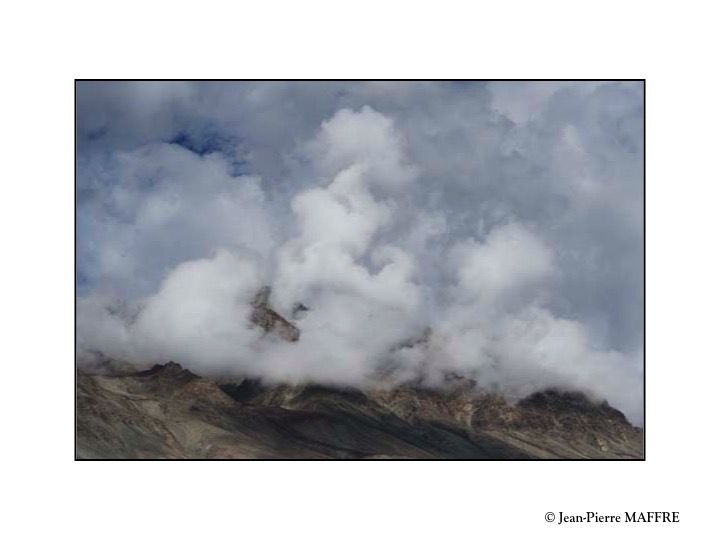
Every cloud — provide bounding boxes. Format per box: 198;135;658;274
77;142;279;297
130;250;263;375
452;222;555;305
304;105;417;188
76;83;644;423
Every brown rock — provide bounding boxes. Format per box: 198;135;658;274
249;286;300;342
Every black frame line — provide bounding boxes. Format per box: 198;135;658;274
74;78;646;461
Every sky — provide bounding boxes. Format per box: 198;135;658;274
75;81;644;423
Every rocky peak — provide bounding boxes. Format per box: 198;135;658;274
137;361;198;381
249;286;300;342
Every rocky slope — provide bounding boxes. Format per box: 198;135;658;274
76;362;643;459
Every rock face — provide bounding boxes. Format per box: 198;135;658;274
76;363;643;459
249;286;300;342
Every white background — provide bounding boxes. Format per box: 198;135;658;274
1;1;718;538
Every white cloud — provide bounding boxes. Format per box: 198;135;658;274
79;143;279;296
304;105;416;189
452;222;555;304
76;84;644;423
130;250;263;375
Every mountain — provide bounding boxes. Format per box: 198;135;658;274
76;287;642;459
76;361;643;459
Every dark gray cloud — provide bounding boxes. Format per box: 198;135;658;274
76;81;643;422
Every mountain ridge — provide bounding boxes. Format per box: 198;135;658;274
76;361;642;459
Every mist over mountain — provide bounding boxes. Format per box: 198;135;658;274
76;81;643;425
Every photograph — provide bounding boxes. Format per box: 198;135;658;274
75;80;644;460
7;1;720;537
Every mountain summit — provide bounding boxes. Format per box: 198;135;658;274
249;286;300;342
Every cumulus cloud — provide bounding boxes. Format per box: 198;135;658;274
76;82;644;423
77;142;279;296
452;222;555;305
